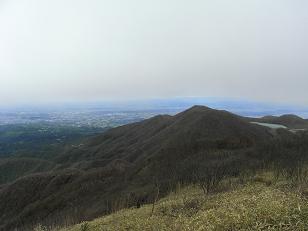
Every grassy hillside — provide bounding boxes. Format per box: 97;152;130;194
56;178;308;231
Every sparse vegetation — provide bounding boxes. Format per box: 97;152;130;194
58;179;308;231
33;224;47;231
79;222;90;231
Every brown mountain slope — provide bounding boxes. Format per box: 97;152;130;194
57;106;271;167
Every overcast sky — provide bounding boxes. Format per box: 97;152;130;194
0;0;307;105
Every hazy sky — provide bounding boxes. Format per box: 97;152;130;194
0;0;308;105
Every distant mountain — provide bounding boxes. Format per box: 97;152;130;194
0;105;304;230
57;105;271;165
252;114;308;129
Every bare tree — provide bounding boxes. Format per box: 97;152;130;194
193;162;227;195
151;179;160;216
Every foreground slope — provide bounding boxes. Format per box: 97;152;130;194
60;181;308;231
0;106;286;230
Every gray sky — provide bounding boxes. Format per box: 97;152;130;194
0;0;308;105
